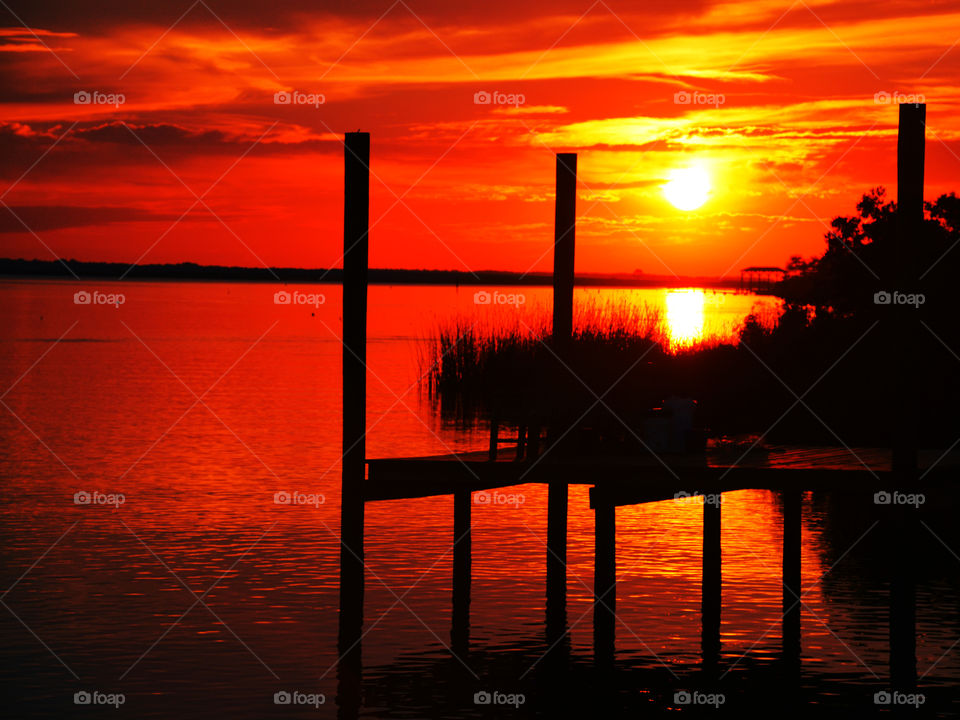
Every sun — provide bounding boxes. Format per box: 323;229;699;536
664;166;711;211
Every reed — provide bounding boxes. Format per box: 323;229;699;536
420;298;728;425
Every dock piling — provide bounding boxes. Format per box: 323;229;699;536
546;153;577;631
339;132;370;650
593;500;616;663
552;153;577;344
701;498;721;668
888;103;923;689
546;477;568;635
889;508;917;690
452;488;472;652
893;102;925;475
781;489;802;671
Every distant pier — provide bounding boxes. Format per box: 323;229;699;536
739;266;785;293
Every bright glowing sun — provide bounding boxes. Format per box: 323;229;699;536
664;167;711;211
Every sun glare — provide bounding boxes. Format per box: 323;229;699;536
664;166;711;211
665;289;705;348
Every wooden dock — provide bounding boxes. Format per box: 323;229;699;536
335;103;939;699
366;442;958;681
368;445;959;501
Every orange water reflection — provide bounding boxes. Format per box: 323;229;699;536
665;288;706;348
5;281;954;718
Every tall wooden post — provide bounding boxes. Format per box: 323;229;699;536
593;500;616;664
781;489;802;670
452;489;471;653
339;132;369;651
889;504;917;689
547;153;577;632
553;153;577;343
701;498;721;670
890;104;923;691
893;103;924;475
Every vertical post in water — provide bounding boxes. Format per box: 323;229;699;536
553;153;577;344
452;489;472;653
339;132;369;652
890;104;922;691
781;489;802;677
890;504;917;689
893;103;924;475
547;153;576;636
701;497;721;672
593;499;616;664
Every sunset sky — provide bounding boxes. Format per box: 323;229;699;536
1;0;958;277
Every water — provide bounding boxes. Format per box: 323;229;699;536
2;280;958;717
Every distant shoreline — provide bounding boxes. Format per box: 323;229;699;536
0;258;743;289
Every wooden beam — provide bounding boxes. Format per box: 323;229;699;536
339;132;369;649
550;153;576;640
702;498;721;666
593;502;616;662
487;416;499;461
553;153;577;343
546;478;568;628
893;103;925;475
897;103;925;233
889;504;917;690
452;488;471;652
781;489;801;663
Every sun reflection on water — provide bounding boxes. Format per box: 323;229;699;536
665;289;706;348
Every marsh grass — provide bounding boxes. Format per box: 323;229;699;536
420;298;735;425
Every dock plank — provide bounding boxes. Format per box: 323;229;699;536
364;445;960;503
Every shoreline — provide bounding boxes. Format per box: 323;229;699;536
0;258;749;290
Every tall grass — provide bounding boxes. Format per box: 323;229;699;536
418;295;919;447
419;298;727;425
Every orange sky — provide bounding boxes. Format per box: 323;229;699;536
1;0;959;277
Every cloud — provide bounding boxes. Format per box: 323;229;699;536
0;1;712;33
1;0;959;273
0;27;77;53
493;105;569;115
0;204;193;232
0;120;337;181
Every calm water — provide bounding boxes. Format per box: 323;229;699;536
2;280;959;718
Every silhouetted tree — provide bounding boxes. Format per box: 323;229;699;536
779;187;959;319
